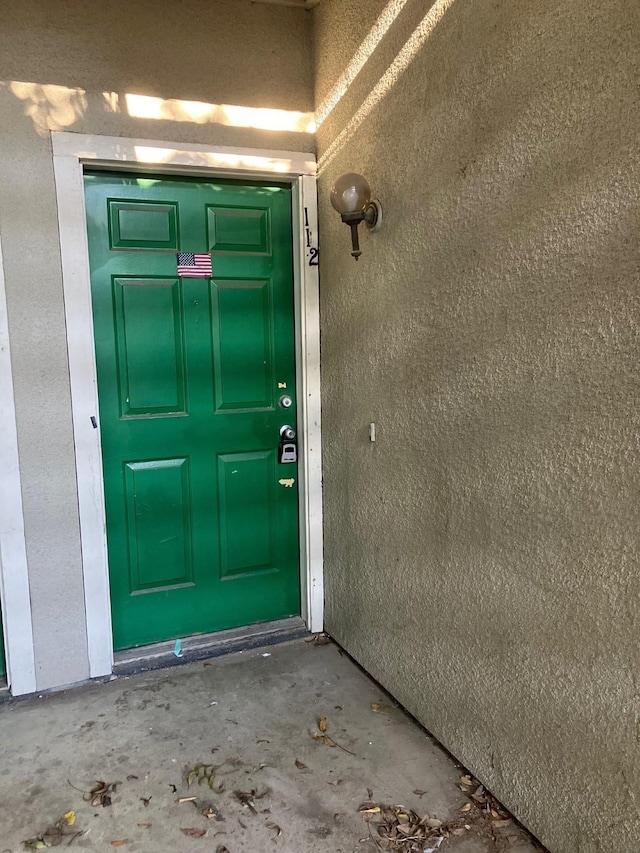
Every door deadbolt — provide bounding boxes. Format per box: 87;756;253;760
279;394;293;409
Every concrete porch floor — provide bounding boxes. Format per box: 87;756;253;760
0;639;543;852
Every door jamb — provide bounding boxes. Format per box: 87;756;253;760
51;133;323;677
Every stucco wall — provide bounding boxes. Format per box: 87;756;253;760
0;0;314;690
313;1;640;851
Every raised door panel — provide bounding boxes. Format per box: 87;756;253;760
108;200;179;250
210;279;274;412
124;458;194;593
217;451;277;578
207;205;270;255
114;278;186;417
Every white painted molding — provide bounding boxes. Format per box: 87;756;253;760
51;132;323;672
52;153;114;678
295;176;324;632
0;235;37;695
51;133;316;178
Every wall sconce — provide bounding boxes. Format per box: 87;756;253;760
330;173;382;261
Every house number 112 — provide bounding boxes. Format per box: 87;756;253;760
304;207;319;267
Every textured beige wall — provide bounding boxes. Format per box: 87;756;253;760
314;1;640;851
0;0;313;690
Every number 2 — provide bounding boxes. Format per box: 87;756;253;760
308;247;319;266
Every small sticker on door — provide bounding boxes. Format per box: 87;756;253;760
278;382;287;389
278;478;295;488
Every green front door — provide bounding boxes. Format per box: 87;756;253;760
84;172;300;650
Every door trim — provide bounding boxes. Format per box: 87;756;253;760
0;232;37;695
51;132;323;678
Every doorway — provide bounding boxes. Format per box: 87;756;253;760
84;172;301;649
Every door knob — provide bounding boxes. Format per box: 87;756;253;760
280;425;296;440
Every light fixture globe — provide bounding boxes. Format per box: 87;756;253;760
330;172;372;215
329;172;382;261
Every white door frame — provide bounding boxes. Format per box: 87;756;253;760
0;234;37;696
51;132;323;678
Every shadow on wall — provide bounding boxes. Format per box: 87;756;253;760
2;80;316;138
5;0;453;147
316;0;458;172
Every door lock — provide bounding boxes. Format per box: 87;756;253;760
279;394;293;409
278;424;297;463
280;425;296;441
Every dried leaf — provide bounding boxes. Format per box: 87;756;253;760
181;828;207;838
370;702;392;713
87;780;120;808
185;762;217;791
319;716;328;733
312;732;333;746
111;842;129;847
179;797;198;803
267;823;282;836
233;788;266;815
327;779;342;786
492;818;512;827
137;823;152;829
412;789;427;798
126;775;138;781
216;847;230;853
460;803;472;812
311;730;356;755
295;759;308;771
63;811;76;826
358;805;381;820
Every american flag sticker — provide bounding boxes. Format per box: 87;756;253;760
176;252;213;278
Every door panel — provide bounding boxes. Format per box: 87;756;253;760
217;451;277;578
124;458;194;592
109;200;179;250
211;279;274;411
84;172;300;650
207;205;270;253
115;278;187;417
